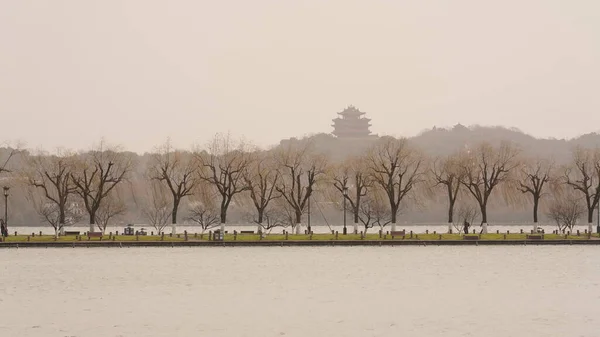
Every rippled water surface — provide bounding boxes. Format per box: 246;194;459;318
1;246;599;337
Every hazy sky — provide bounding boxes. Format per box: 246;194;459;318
1;0;599;153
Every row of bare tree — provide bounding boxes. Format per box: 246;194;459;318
3;134;600;236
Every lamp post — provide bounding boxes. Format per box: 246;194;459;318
3;186;9;235
343;187;348;235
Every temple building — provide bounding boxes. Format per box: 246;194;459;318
331;105;372;138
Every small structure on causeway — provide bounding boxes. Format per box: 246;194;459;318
331;105;372;138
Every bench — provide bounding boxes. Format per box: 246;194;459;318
526;234;543;240
390;230;405;238
64;231;80;236
239;231;255;234
463;235;480;240
87;232;103;240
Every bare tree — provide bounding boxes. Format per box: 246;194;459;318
243;151;280;228
430;153;463;224
25;149;79;234
189;206;220;233
358;190;392;233
148;139;199;232
141;182;171;234
28;193;83;239
563;146;600;232
261;198;296;233
547;194;584;232
255;206;291;233
71;141;133;232
188;188;220;234
95;192;126;234
42;203;82;238
518;157;553;224
195;133;252;232
331;157;371;234
459;141;520;233
451;203;479;234
275;142;328;234
365;137;425;231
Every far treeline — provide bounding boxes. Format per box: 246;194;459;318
2;125;600;236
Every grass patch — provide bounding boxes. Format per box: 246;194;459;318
2;235;190;243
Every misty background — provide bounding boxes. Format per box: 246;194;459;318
1;0;600;153
1;1;600;227
4;124;600;227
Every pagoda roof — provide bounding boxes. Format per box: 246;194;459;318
332;117;371;122
337;105;365;116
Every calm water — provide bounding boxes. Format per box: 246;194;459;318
1;246;599;337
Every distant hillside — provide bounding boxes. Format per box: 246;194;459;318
280;124;600;163
412;124;600;163
278;133;379;161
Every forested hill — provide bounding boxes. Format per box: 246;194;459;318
279;124;600;162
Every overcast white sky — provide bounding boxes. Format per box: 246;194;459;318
1;0;599;153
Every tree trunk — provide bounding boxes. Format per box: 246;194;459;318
390;205;398;231
172;198;180;224
480;204;487;224
587;204;594;234
171;208;178;225
88;212;96;233
220;208;227;224
533;197;539;223
480;204;488;234
294;210;302;225
295;210;302;234
59;207;66;226
256;210;264;233
447;196;454;233
58;200;66;234
257;210;264;224
447;185;455;223
220;195;229;225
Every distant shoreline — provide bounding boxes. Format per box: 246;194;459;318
1;239;599;248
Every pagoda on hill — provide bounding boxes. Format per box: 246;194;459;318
331;105;372;138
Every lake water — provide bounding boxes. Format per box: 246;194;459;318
1;246;599;337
